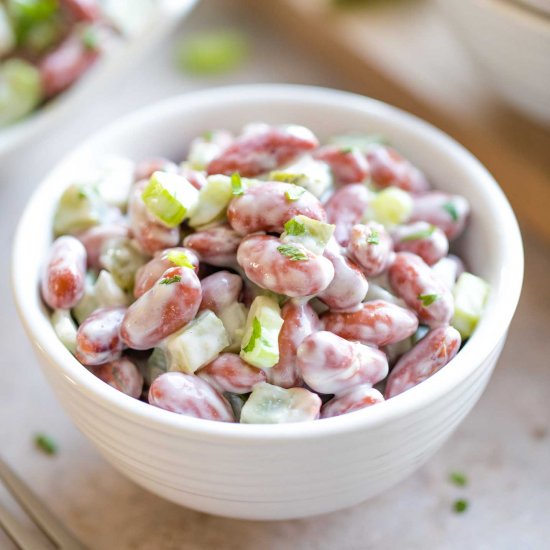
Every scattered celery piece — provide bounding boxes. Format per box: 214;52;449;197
452;272;490;339
366;186;413;228
281;215;335;255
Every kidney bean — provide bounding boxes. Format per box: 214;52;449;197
237;235;334;298
410;191;470;240
324;184;372;246
321;386;384;418
367;146;430;193
128;180;180;255
197;353;266;394
90;357;143;399
297;331;388;395
41;236;87;309
39;30;100;98
227;181;326;236
76;307;126;366
313;145;370;185
317;239;368;311
388;252;454;327
321;300;418;347
183;224;241;268
121;266;201;350
267;300;320;388
149;372;234;422
432;254;465;290
385;326;461;398
198;271;243;314
61;0;100;20
347;222;393;277
134;158;178;182
78;223;130;270
207;125;318;177
134;247;199;298
392;221;449;266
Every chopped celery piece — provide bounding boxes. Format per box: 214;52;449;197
240;296;283;369
188;174;232;228
0;59;43;127
176;30;248;76
366;186;413;228
364;283;403;306
94;270;130;308
329;133;389;153
72;272;97;324
0;6;15;56
452;272;490;339
163;310;229;374
142;171;199;228
99;238;148;292
91;157;135;209
281;215;335;255
187;139;221;170
270;155;332;198
240;383;317;424
50;309;77;354
218;301;248;353
144;347;168;385
53;183;105;236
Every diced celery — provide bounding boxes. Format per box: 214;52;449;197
240;383;318;424
163;310;229;374
94;270;130;308
270;155;332;198
364;283;403;306
51;309;77;354
188;174;232;228
92;157;135;210
365;186;413;228
218;301;248;352
0;59;43;127
72;272;97;324
240;296;283;369
53;183;106;236
142;171;199;228
328;133;389;153
280;215;335;255
99;238;148;292
451;272;490;339
187;140;221;170
0;6;15;56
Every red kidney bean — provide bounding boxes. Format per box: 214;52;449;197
321;300;418;347
324;184;372;246
313;145;370;185
347;222;393;277
227;181;326;236
318;239;368;311
61;0;100;21
121;266;202;350
134;158;178;182
134;247;199;298
41;236;87;309
198;271;243;314
206;125;318;177
296;331;388;395
39;30;100;98
388;252;454;327
183;224;241;268
237;235;334;297
78;223;130;270
410;191;470;240
367;146;430;193
321;386;384;418
197;353;266;394
392;221;449;266
149;372;234;422
385;326;461;398
76;307;126;366
267;300;321;388
432;254;465;289
90;357;143;398
128;180;180;255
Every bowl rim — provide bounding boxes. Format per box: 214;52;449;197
11;84;524;441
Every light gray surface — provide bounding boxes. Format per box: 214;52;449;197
1;1;549;548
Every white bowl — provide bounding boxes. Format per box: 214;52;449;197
0;0;197;157
12;85;523;520
440;0;550;125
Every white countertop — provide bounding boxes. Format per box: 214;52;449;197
1;1;549;548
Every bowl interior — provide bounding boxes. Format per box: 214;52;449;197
12;85;524;438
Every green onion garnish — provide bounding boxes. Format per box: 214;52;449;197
231;172;244;195
284;185;306;202
418;293;439;306
442;202;459;222
453;499;469;513
449;472;468;487
277;244;309;261
283;218;306;236
34;433;57;456
401;225;436;242
160;275;182;285
367;230;380;245
242;317;262;353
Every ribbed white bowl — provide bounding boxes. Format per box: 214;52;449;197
12;85;523;520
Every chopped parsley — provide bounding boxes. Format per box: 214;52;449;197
231;172;244;195
339;147;353;154
449;471;468;487
202;130;213;142
34;433;58;456
284;218;306;236
418;293;439;306
277;244;309;261
160;275;182;285
242;317;262;353
166;251;194;269
367;230;380;245
453;499;469;513
401;225;436;242
284;185;306;202
442;201;459;222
